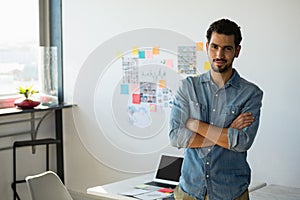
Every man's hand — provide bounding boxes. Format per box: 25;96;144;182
230;112;254;130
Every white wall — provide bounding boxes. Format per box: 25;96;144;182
0;112;56;200
62;0;300;193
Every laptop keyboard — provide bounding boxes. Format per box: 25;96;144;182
144;181;177;189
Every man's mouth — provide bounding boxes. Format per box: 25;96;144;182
213;58;227;65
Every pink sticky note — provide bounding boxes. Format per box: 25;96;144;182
145;50;153;59
131;84;139;93
165;59;173;68
150;104;157;112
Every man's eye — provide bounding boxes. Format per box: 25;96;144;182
211;45;218;49
225;47;233;51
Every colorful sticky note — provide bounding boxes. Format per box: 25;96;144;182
131;84;139;93
120;84;129;94
165;59;173;68
116;51;122;59
132;93;141;104
196;42;204;51
150;104;157;112
152;46;160;55
158;80;166;88
145;50;153;59
132;46;139;55
204;61;211;70
138;50;145;59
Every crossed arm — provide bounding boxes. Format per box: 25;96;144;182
186;112;254;149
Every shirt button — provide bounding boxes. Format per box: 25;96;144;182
206;162;210;165
215;94;218;97
231;110;235;114
208;148;211;152
212;109;216;112
210;122;214;125
206;175;209;178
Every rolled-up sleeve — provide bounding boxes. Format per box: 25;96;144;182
228;89;263;152
169;79;194;148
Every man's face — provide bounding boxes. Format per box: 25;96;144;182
206;32;241;73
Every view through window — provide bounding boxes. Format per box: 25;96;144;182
0;0;39;96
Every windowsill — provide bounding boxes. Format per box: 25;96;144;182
0;95;19;109
0;94;75;114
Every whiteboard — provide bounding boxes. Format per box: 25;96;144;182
64;0;300;186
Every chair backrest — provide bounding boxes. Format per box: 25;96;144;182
26;171;73;200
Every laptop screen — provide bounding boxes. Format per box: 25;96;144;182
154;154;183;184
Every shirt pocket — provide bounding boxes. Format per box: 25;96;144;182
189;100;207;120
222;105;241;127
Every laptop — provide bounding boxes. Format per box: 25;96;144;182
144;154;184;189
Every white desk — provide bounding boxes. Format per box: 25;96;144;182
87;173;266;200
249;184;300;200
87;173;154;200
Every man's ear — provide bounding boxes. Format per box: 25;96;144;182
206;42;209;52
235;45;241;58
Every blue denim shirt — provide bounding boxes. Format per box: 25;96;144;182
169;69;263;200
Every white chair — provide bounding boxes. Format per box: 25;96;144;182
25;171;108;200
26;171;73;200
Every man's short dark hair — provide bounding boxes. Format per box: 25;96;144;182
206;19;242;47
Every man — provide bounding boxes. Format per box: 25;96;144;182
169;19;263;200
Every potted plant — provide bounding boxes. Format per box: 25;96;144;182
14;85;40;109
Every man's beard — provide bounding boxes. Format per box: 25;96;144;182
211;58;232;73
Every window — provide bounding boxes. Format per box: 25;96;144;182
0;0;62;108
0;0;39;97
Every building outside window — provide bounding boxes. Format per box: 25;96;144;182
0;0;60;108
0;0;39;97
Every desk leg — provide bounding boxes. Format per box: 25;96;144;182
55;109;64;183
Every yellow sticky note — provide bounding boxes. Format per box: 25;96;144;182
204;61;211;71
116;51;122;59
158;80;166;88
152;46;160;55
196;42;204;51
132;46;139;55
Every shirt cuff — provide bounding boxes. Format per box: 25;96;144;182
228;127;238;150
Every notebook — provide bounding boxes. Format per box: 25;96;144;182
144;154;184;189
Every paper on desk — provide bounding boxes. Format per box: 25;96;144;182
135;190;172;200
118;189;149;197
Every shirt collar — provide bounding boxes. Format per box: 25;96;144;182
201;68;241;89
225;69;241;88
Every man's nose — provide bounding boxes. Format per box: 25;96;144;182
216;48;225;58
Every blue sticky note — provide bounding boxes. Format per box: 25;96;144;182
138;50;145;59
120;84;129;94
